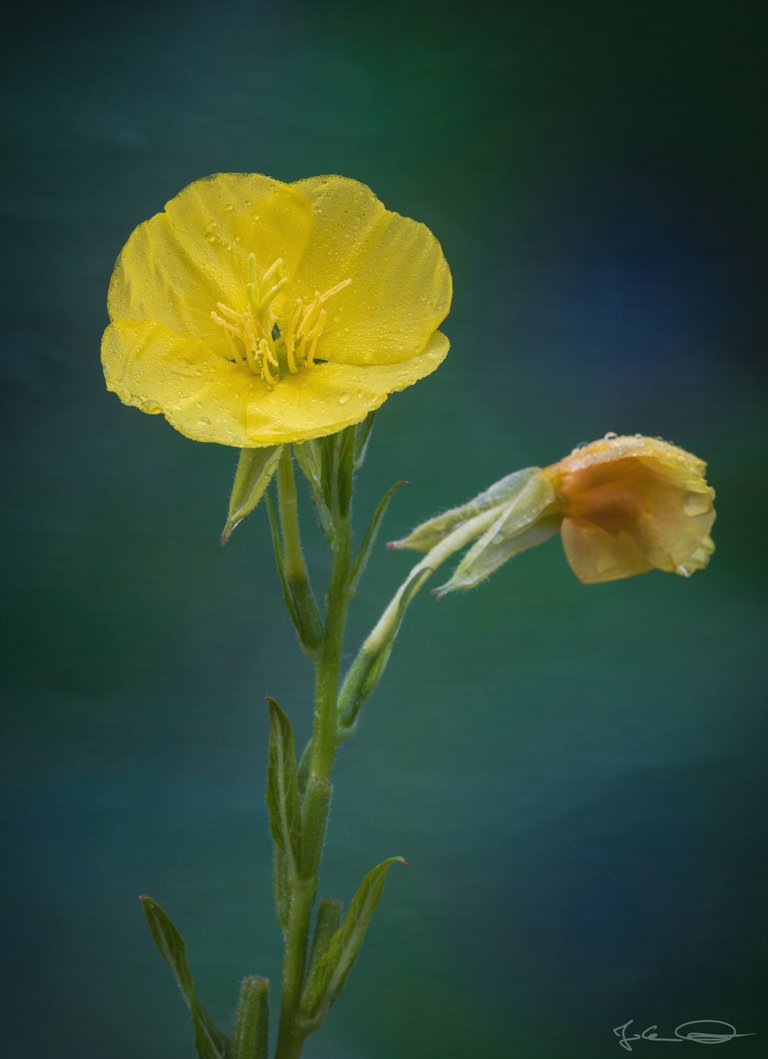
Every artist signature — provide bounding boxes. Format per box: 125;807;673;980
613;1020;756;1052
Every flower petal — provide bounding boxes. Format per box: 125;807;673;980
108;174;312;341
241;331;450;445
560;519;653;583
102;321;449;447
289;176;452;365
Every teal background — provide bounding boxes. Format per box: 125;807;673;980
3;2;766;1057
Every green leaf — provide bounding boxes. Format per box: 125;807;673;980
140;896;229;1059
301;858;405;1022
265;698;301;873
349;481;408;596
338;567;433;732
232;977;269;1059
273;845;291;933
353;412;376;470
221;446;283;544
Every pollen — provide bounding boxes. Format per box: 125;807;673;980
211;254;350;388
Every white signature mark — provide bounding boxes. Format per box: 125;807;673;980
613;1020;756;1052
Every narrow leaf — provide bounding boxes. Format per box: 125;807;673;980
232;977;269;1059
335;425;356;519
140;896;229;1059
349;481;408;596
222;446;283;544
301;858;405;1020
273;846;291;933
293;441;333;540
353;412;376;470
265;698;301;872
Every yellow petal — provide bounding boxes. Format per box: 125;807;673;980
241;331;450;445
546;435;716;581
108;174;312;340
289;176;452;365
102;321;448;447
560;519;653;583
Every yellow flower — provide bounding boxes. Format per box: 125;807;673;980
543;435;716;583
102;174;452;446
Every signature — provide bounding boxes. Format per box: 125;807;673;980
613;1020;756;1052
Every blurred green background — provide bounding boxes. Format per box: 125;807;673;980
3;1;766;1057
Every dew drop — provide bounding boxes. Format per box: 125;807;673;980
604;431;618;440
225;203;234;212
199;416;211;426
338;393;351;404
676;564;692;577
683;492;711;516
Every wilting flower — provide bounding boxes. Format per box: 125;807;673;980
543;434;716;583
102;174;451;446
391;434;715;593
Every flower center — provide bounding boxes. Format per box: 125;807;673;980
211;253;351;388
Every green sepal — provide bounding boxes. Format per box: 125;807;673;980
221;446;283;544
293;441;333;540
232;976;269;1059
299;776;332;880
338;567;433;732
349;480;408;597
436;472;559;597
318;426;356;522
353;412;376;470
307;899;343;979
140;896;230;1059
265;698;301;874
300;857;406;1022
391;467;541;553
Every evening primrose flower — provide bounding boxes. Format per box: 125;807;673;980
543;434;716;583
390;434;715;594
102;174;451;446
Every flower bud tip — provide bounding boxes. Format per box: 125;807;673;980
385;541;396;550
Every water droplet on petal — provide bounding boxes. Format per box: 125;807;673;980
676;564;692;577
604;431;618;439
683;492;711;516
338;393;351;404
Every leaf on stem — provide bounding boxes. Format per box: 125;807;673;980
265;698;301;874
300;858;406;1022
139;896;230;1059
232;976;269;1059
353;412;376;470
265;495;302;632
222;446;283;544
349;480;408;596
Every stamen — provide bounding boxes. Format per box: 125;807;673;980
210;263;350;385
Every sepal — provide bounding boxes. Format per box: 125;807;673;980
390;468;541;553
221;446;283;544
435;471;559;596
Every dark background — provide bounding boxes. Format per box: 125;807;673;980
3;2;766;1057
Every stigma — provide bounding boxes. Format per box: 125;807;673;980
211;254;351;388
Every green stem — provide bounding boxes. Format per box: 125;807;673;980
274;514;353;1059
